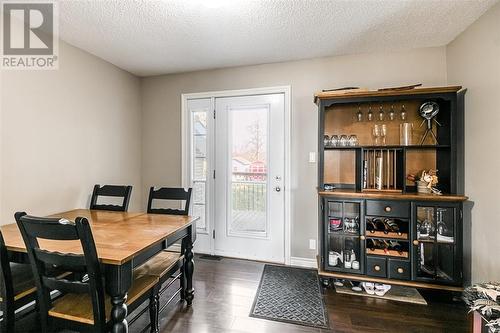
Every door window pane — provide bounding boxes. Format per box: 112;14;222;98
328;202;342;218
194;136;206;158
192;204;206;230
193;181;205;204
436;207;455;243
417;207;435;241
417;242;436;279
193;111;207;135
229;106;268;235
437;244;454;281
189;100;210;233
193;157;206;181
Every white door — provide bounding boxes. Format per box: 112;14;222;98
214;94;285;263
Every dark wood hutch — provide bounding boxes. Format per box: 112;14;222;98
315;86;471;291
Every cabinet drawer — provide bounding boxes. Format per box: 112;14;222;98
388;259;411;280
366;256;387;278
366;200;409;218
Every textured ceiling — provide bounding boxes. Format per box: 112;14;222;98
56;0;498;76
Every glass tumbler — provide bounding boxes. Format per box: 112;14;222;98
400;123;413;146
372;124;381;145
348;135;358;147
330;135;339;147
324;135;330;147
339;135;348;147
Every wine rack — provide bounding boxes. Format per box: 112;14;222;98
316;86;471;290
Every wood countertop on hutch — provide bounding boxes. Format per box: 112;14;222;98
314;86;462;104
318;189;468;202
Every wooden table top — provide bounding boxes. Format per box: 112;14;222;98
0;209;198;265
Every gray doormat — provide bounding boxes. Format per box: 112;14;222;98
335;284;427;305
250;265;329;329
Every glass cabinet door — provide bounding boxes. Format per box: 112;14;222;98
414;204;458;283
325;200;363;274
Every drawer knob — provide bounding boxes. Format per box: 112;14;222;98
413;240;419;246
397;267;404;274
374;265;381;271
360;235;366;240
384;206;392;212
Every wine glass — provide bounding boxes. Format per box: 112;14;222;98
372;124;381;145
367;106;373;121
380;124;387;145
401;104;407;121
378;104;384;121
356;106;363;122
389;104;395;121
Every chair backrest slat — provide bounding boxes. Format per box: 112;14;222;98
34;248;86;268
147;187;192;215
20;216;79;240
90;184;132;212
15;212;106;331
0;230;16;332
42;276;90;294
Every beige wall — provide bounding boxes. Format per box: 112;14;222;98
0;40;142;224
447;2;500;283
141;47;448;258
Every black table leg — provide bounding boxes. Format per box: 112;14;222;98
182;226;195;306
105;261;133;333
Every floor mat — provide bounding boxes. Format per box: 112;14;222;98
250;265;329;329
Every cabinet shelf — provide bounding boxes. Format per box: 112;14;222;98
328;231;360;237
366;248;409;258
324;145;451;150
325;266;362;274
366;231;408;240
417;239;455;244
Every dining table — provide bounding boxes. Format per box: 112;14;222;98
0;208;198;333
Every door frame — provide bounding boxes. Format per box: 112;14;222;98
181;86;292;265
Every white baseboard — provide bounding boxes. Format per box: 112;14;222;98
290;256;317;269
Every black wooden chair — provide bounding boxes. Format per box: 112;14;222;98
15;212;160;333
147;187;192;215
90;184;132;212
0;230;37;332
139;187;193;332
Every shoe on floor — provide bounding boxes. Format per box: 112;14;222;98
374;283;391;296
362;282;375;295
333;279;344;287
351;281;362;292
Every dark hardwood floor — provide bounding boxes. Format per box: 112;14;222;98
15;255;470;332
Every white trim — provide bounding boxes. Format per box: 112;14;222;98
181;86;292;265
290;256;318;269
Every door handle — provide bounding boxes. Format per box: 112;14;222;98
275;186;281;192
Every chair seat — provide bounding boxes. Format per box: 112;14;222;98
0;264;72;303
135;251;182;278
48;270;158;325
0;263;35;302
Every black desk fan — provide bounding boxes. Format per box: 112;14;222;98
419;101;441;145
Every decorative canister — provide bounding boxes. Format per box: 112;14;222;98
417;180;431;194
